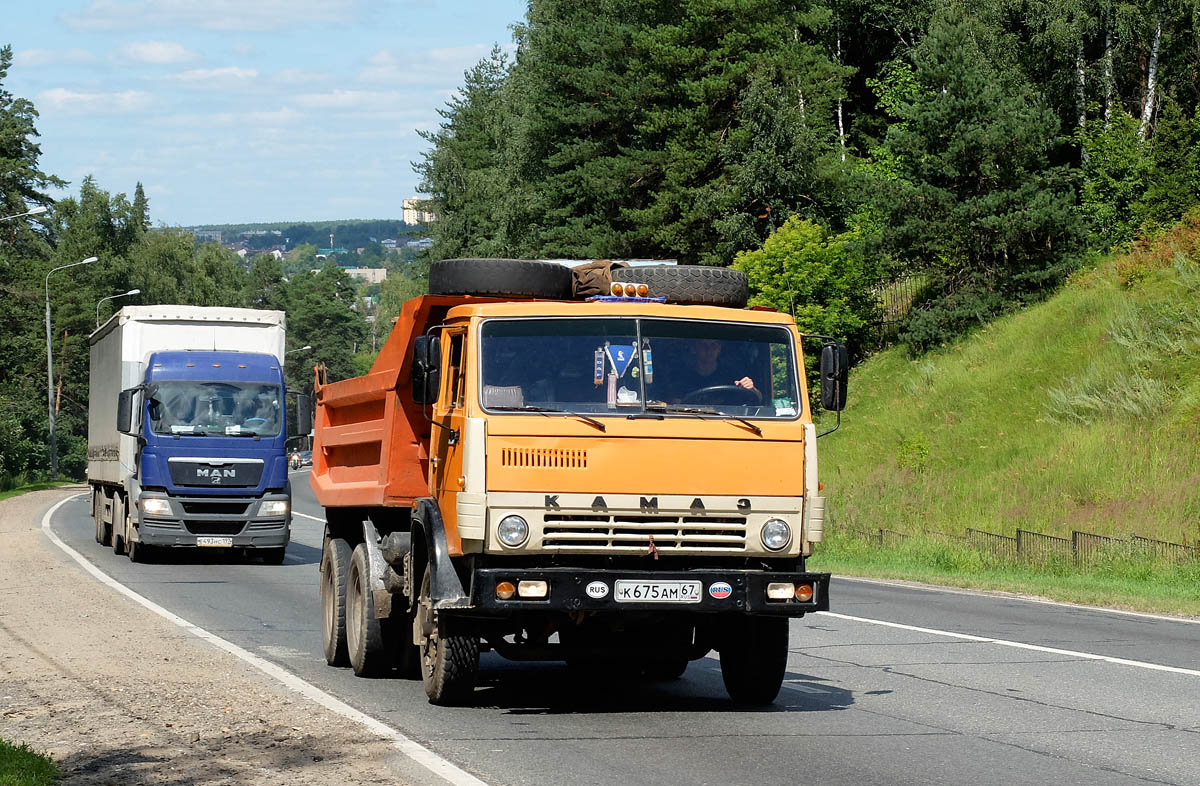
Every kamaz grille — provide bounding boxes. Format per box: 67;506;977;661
542;514;747;552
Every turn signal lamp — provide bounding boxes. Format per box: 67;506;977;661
518;580;549;598
766;582;794;600
495;581;516;600
794;583;815;602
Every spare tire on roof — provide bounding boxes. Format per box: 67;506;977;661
428;258;572;299
612;265;749;307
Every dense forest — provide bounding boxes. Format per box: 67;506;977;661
417;0;1200;349
4;0;1200;484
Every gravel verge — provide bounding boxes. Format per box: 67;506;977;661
0;487;412;785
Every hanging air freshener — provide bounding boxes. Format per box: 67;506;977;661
594;347;604;386
642;339;653;383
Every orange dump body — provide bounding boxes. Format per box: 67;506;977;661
310;294;500;509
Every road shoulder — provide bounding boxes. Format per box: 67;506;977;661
0;487;408;785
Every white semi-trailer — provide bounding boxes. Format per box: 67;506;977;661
88;306;292;563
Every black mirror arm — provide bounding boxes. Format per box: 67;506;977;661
816;407;841;438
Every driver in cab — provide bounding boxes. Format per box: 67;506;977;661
667;338;756;403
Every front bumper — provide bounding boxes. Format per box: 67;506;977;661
468;568;830;616
136;491;290;549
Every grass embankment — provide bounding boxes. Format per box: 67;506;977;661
0;482;73;503
0;739;57;786
810;214;1200;617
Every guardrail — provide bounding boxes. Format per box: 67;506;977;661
856;526;1198;565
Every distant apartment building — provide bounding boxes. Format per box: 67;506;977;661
381;238;397;250
402;198;436;225
190;229;222;244
345;267;388;285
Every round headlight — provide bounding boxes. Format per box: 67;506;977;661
761;518;791;551
497;515;529;548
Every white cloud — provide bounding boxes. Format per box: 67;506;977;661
14;49;97;67
61;0;366;33
38;88;152;114
119;41;199;65
358;43;512;86
294;90;396;109
169;67;259;84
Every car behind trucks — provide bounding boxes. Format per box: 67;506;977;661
88;305;292;563
310;259;848;705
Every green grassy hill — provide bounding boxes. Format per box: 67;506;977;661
809;212;1200;614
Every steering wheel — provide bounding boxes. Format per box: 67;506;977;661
682;384;763;404
244;417;268;426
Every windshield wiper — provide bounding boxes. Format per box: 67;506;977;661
644;402;762;437
490;405;606;432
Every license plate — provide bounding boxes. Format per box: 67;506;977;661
196;536;233;547
614;580;701;603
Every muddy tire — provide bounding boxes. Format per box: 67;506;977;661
428;258;572;300
718;616;789;705
612;265;749;307
417;570;479;705
111;495;126;555
347;543;391;677
321;537;352;667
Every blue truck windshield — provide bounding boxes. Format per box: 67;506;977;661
148;381;283;437
479;317;800;418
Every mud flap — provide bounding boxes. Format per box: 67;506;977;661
413;498;471;610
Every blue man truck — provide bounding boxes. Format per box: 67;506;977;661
87;306;292;563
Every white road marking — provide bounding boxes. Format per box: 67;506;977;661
292;511;326;524
834;575;1200;625
42;493;490;786
816;611;1200;677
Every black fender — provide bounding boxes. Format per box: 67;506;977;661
412;498;471;610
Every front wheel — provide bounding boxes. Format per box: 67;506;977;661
321;537;352;666
417;570;478;705
718;616;789;705
111;495;126;555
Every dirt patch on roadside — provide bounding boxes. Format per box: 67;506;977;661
0;487;411;785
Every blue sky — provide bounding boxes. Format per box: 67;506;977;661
5;1;528;226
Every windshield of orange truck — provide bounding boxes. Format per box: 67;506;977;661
147;381;283;437
479;317;800;418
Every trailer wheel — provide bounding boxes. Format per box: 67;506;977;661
612;265;749;307
718;616;789;705
428;258;572;300
347;543;392;677
417;570;479;705
321;537;352;667
92;488;105;544
111;495;127;555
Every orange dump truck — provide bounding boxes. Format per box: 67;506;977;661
310;259;848;705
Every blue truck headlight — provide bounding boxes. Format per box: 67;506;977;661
258;500;289;517
761;519;792;551
141;498;171;516
497;515;529;548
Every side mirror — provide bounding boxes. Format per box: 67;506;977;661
117;388;138;435
820;343;849;412
411;334;441;405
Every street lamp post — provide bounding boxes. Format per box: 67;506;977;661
46;256;99;481
1;205;48;222
96;288;141;327
286;345;312;355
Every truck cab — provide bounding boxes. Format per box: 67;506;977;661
128;350;291;555
312;266;847;706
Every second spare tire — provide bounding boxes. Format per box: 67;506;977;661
612;265;749;307
429;258;572;299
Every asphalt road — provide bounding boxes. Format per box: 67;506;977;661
48;474;1200;786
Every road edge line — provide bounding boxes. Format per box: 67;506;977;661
41;492;490;786
817;610;1200;677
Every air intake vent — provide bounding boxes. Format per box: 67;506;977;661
500;448;588;469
